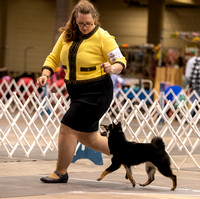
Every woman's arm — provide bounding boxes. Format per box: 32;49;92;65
37;69;52;87
102;62;123;75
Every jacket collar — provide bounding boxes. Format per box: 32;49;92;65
80;25;99;40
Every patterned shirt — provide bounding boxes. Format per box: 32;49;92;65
189;58;200;92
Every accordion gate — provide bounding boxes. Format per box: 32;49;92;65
0;80;200;171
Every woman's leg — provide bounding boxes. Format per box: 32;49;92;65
44;126;109;180
78;131;110;156
48;124;78;178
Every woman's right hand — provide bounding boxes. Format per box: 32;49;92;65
37;75;49;87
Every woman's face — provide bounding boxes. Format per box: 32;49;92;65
76;13;95;35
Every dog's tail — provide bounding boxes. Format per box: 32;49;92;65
151;137;165;150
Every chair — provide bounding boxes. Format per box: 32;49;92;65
164;85;182;101
0;76;11;84
0;76;11;99
164;85;182;117
17;77;34;100
55;79;65;87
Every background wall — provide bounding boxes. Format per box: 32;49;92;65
5;0;56;74
96;0;148;46
164;6;200;52
1;0;200;74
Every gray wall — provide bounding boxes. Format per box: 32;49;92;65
5;0;56;74
1;0;200;74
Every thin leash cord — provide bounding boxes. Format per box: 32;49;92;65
100;64;119;124
100;63;109;99
100;64;112;112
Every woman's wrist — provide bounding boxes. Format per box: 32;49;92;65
112;65;116;74
42;74;50;79
111;63;123;74
41;68;51;78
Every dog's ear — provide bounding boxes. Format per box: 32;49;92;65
117;122;121;127
112;122;115;129
108;123;113;130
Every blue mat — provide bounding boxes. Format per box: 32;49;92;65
72;143;103;165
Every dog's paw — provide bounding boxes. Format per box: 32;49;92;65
97;178;102;181
139;183;145;187
132;183;136;188
170;187;176;191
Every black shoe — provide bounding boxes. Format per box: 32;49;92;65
40;171;68;183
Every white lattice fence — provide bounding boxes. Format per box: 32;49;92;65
1;80;200;170
0;92;200;170
1;79;199;108
0;92;68;157
118;99;200;170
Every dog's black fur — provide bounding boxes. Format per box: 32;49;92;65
97;122;177;191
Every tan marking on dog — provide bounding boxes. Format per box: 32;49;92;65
123;165;136;188
97;170;110;181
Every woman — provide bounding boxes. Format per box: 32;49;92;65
37;0;126;183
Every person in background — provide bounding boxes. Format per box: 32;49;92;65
111;73;125;93
185;46;200;86
185;46;200;116
37;0;126;183
111;73;133;96
51;66;65;83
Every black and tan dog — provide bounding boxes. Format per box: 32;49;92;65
97;122;177;191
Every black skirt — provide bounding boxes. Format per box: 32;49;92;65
61;75;113;132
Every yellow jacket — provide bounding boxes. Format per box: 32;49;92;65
42;26;126;84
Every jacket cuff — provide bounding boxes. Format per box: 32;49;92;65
114;61;126;73
41;66;54;76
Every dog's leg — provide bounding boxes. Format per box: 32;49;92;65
123;165;131;180
123;165;136;188
123;165;129;179
157;165;177;191
158;170;177;191
169;175;177;191
139;162;156;187
97;161;121;181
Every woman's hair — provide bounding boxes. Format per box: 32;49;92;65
59;0;100;42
